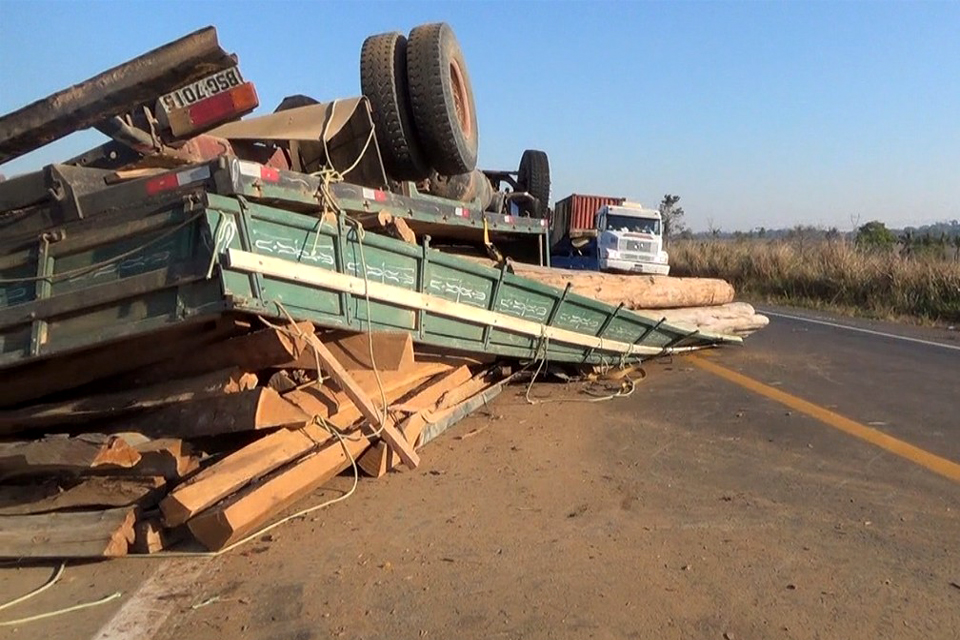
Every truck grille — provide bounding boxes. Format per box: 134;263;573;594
621;239;654;254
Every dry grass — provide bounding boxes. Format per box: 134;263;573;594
669;239;960;323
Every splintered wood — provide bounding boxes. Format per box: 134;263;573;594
0;322;504;558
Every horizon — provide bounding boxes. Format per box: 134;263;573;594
1;1;958;232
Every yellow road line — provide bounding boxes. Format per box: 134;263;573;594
689;355;960;484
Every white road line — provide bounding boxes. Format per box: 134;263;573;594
761;309;960;352
92;559;208;640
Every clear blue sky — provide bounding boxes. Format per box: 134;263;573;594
2;1;958;231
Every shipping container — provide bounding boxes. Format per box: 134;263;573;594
550;194;626;247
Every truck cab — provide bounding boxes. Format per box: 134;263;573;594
595;203;670;275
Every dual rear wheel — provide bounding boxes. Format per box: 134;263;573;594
361;23;479;181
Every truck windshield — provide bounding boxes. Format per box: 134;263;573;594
606;215;660;235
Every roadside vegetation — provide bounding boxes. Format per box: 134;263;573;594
668;221;960;324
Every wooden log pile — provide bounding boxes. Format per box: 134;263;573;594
0;322;508;558
459;257;769;338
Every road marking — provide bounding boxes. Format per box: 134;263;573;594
92;559;208;640
689;355;960;484
761;309;960;352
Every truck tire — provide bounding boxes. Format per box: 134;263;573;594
360;32;430;181
406;23;479;175
517;149;550;217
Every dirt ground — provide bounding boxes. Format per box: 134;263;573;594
2;323;958;640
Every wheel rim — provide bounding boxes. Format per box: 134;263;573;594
449;58;472;139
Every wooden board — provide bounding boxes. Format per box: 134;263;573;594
0;316;244;409
359;371;499;477
283;360;456;429
0;508;135;558
309;331;414;372
388;366;473;414
128;322;316;386
160;426;330;527
0;476;165;516
132;518;185;554
0;434;141;477
303;335;419;469
356;367;478;477
127;437;200;480
0;367;257;435
188;432;370;551
124;388;311;438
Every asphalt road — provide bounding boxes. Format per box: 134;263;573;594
2;305;958;640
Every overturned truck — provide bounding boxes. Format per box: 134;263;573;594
0;24;739;409
0;24;752;558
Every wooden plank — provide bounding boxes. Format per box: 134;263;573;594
128;322;316;386
303;334;420;469
354;366;473;477
0;476;165;516
310;331;414;372
388;366;473;413
160;426;330;527
124;388;311;438
132;518;185;554
359;371;496;477
283;360;456;429
0;508;135;558
128;437;200;481
0;434;141;477
0;316;243;409
188;432;370;551
0;367;258;434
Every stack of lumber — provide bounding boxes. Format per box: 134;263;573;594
462;258;768;338
0;323;507;558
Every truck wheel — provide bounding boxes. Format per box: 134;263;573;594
517;149;550;217
406;23;479;175
360;32;430;181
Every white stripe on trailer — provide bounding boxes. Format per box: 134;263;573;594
224;249;737;356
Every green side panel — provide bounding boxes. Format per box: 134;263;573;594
0;259;37;308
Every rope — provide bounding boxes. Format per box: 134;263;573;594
0;591;122;628
0;563;64;612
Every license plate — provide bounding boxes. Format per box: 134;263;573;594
158;67;245;112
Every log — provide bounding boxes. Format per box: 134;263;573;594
125;388;311;438
653;302;770;337
0;367;258;435
160;426;330;527
188;432;370;551
481;260;736;309
0;434;141;476
0;476;165;516
0;508;136;558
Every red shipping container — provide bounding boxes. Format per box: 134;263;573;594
550;194;626;246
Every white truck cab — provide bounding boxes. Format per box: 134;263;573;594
595;203;670;275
